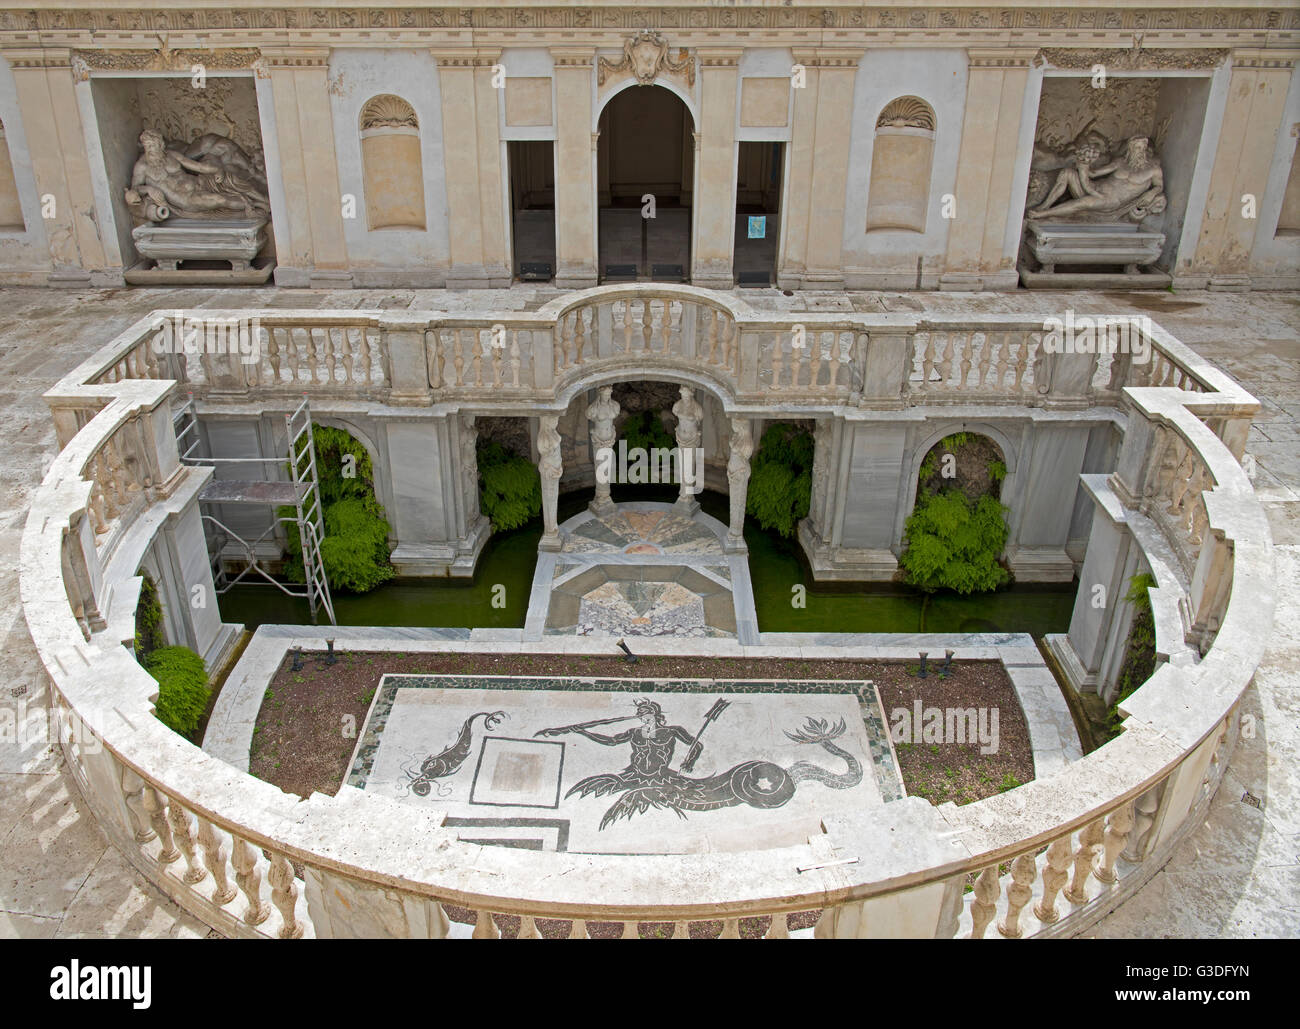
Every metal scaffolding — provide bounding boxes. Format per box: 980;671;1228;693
174;393;336;625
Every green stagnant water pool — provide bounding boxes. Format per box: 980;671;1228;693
218;487;1076;638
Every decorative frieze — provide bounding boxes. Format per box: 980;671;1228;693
2;8;1296;35
70;40;261;77
1039;43;1230;70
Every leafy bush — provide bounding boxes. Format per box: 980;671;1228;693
987;460;1007;483
900;489;1010;594
282;425;394;594
619;410;674;453
478;440;541;531
133;572;164;660
144;645;210;737
745;422;814;538
1106;572;1158;737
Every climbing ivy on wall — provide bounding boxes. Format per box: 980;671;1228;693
282;425;394;593
478;439;541;532
133;572;165;661
745;422;813;539
143;645;210;739
900;433;1011;594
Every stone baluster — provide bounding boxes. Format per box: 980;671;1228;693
311;328;325;385
517;915;541;939
267;851;305;938
491;334;503;386
574;308;587;365
266;329;282;383
970;865;999;939
426;331;442;389
771;334;785;388
537;416;563;552
141;786;180;863
917;332;935;390
166;803;207;885
325;328;338;383
471;330;484;385
363;328;378;384
341;329;355;384
472;910;499;938
120;767;155;844
958;332;974;386
641;300;654;353
622;301;634;354
1065;818;1106;904
1034;836;1074;923
509;335;521;388
230;836;271;926
1015;336;1031;395
765;914;789;939
720;918;741;939
976;332;994;387
998;853;1037;938
570;919;588;939
1097;801;1135;885
196;818;238;905
621;920;639;939
661;301;673;352
809;332;824;388
1124;786;1162;862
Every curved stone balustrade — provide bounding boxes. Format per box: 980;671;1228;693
23;286;1271;938
76;286;1224;418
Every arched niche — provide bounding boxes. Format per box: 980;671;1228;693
359;95;426;231
865;96;936;234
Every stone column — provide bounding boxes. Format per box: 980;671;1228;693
553;49;599;288
671;386;704;515
725;417;753;553
537;415;564;551
940;49;1034;290
691;49;740;288
261;49;351;287
586;386;620;516
459;414;482;527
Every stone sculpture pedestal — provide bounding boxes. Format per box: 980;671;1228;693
1019;222;1171;290
127;218;275;285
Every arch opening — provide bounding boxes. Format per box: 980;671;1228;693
596;85;694;283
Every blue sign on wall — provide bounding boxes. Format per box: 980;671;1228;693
747;215;766;239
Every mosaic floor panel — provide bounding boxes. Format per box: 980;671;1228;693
348;674;902;855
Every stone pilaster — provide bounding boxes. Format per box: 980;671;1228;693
261;49;352;288
940;49;1035;290
691;49;740;288
553;49;598;288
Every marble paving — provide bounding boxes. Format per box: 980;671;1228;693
347;674;898;855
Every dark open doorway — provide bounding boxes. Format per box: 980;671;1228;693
509;140;555;282
596;86;694;283
733;141;783;287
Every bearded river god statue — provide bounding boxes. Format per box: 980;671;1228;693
1019;131;1170;287
123;130;274;282
1027;135;1166;224
125;129;270;223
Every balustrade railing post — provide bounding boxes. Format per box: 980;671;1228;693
860;329;909;408
231;836;271;926
383;316;435;405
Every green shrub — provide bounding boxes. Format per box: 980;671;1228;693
745;422;814;538
478;440;541;531
281;425;395;594
1106;572;1158;737
144;645;210;737
619;410;674;453
133;573;164;660
900;489;1010;594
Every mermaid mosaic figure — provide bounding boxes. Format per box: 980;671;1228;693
536;698;862;829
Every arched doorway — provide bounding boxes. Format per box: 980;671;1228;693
596;86;694;282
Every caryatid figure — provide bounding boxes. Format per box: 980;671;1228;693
671;385;704;513
586;386;620;515
726;418;754;552
537;416;564;551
